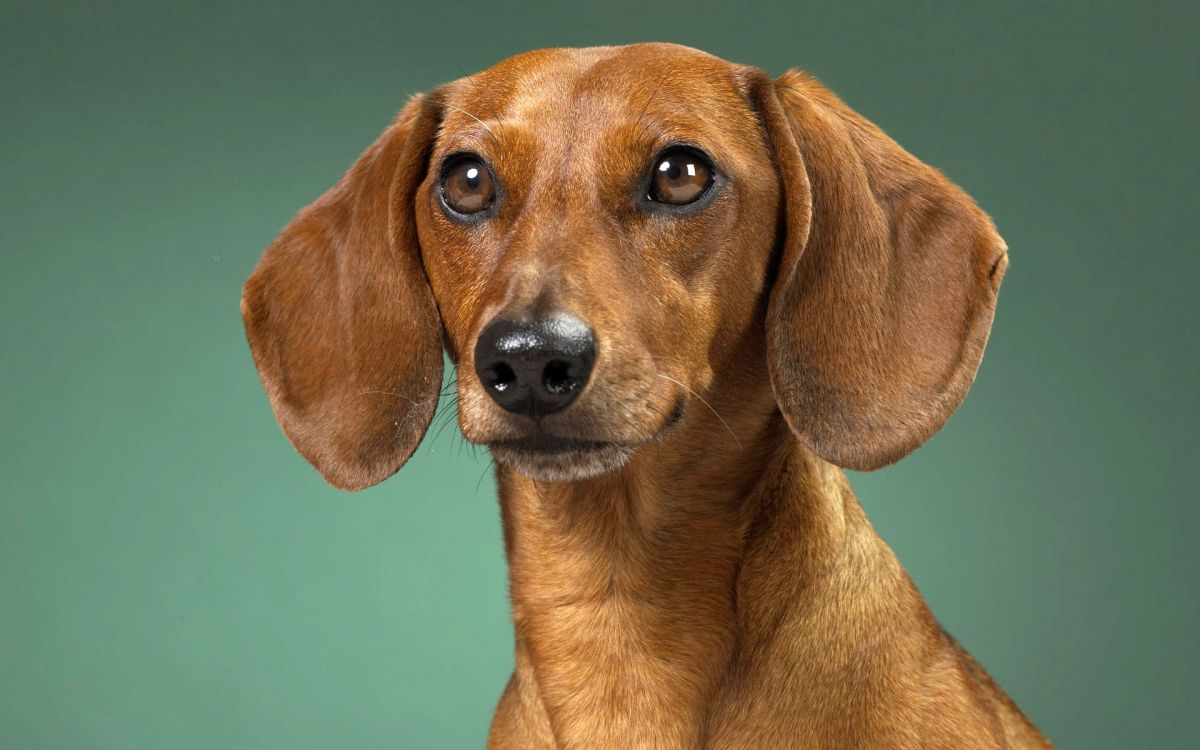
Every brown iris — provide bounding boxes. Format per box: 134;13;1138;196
648;148;714;205
441;157;496;214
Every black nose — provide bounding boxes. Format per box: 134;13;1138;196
473;313;596;416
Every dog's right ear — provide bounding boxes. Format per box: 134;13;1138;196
241;94;444;491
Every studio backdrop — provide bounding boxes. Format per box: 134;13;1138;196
2;1;1197;748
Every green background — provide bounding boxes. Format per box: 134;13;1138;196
2;1;1196;747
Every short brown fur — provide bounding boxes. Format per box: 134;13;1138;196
242;43;1050;748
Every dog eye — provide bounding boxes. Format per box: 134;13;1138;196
441;157;496;215
648;148;714;206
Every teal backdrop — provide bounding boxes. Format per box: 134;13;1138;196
3;1;1197;747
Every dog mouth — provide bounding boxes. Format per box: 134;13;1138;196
488;436;635;482
492;434;614;454
480;394;686;482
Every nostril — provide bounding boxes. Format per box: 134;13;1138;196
484;362;517;392
543;360;579;395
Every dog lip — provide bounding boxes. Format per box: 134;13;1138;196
481;394;687;455
490;434;616;455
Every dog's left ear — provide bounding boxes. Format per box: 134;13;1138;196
743;69;1008;470
241;94;445;491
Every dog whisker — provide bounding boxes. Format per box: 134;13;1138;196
476;455;497;495
655;374;742;449
444;103;500;147
426;395;462;452
359;388;426;405
634;78;666;141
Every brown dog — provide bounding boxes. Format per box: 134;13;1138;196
242;43;1050;749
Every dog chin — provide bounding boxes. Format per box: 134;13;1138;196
489;441;634;482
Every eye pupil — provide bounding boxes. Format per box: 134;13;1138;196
441;157;496;216
649;149;713;206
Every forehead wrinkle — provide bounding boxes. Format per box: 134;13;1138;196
433;117;548;178
452;46;696;152
444;70;583;180
482;65;621;205
465;48;608;122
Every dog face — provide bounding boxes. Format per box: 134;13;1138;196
416;47;783;481
242;43;1007;490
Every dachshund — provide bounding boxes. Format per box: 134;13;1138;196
242;43;1050;749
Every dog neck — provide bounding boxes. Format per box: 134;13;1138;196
490;376;892;747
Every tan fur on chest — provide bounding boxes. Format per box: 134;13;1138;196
493;443;1043;749
502;466;749;747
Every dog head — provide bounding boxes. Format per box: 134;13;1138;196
242;43;1006;490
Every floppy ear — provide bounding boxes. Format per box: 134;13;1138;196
746;69;1008;470
241;94;444;491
